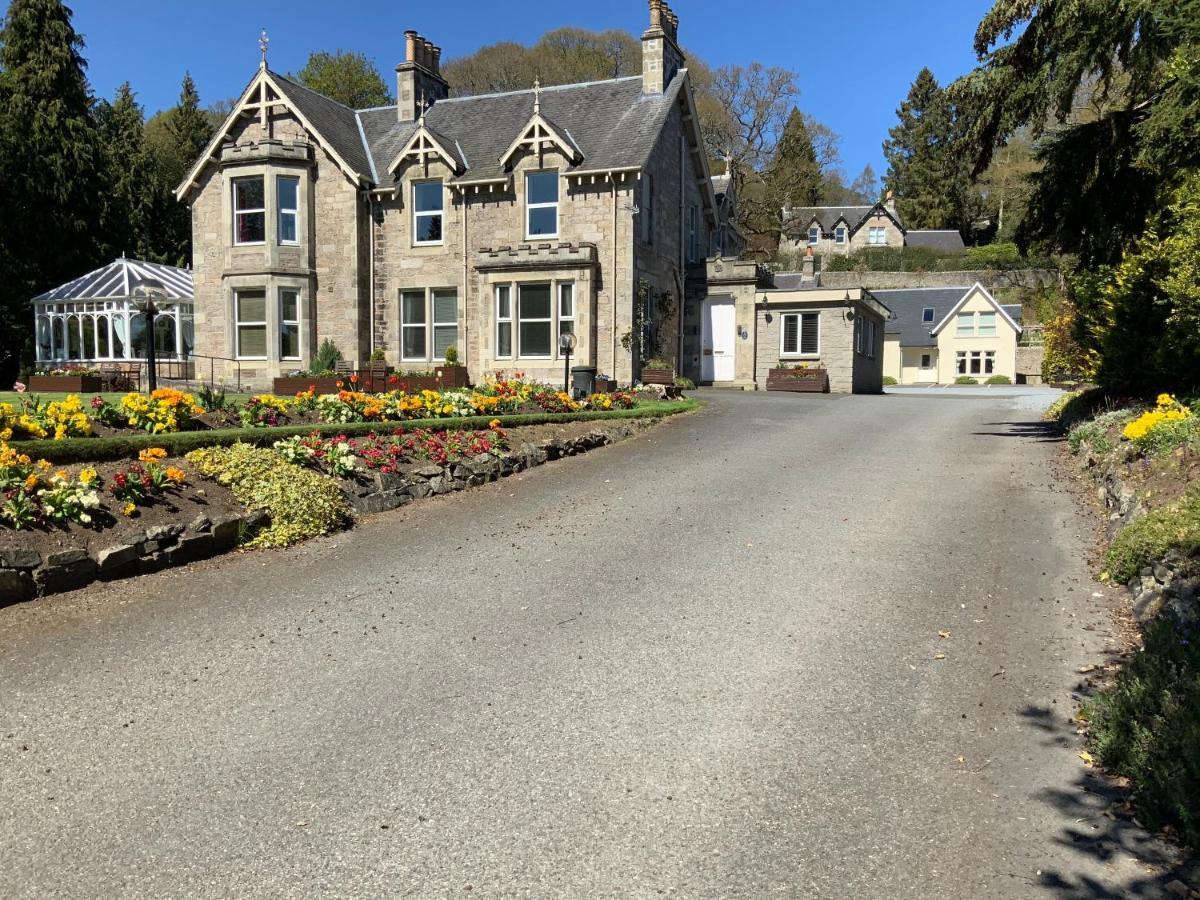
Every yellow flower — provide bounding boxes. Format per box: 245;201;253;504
23;473;39;490
139;447;168;463
489;418;502;429
121;502;137;517
78;467;98;486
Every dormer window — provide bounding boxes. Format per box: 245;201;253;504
868;226;887;245
232;176;265;245
835;226;847;245
413;180;444;245
526;171;559;238
808;226;820;245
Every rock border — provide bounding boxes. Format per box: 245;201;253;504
0;422;642;606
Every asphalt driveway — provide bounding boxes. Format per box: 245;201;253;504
0;389;1181;898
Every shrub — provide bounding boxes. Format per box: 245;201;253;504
1068;420;1115;454
368;347;387;363
186;443;350;548
444;345;459;366
1086;618;1200;850
963;242;1024;270
674;376;696;390
985;374;1013;385
954;376;979;385
1042;390;1081;422
310;338;342;376
882;375;898;386
1104;484;1200;583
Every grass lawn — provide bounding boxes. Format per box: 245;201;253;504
0;391;256;406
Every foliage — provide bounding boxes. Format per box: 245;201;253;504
293;50;392;108
985;374;1013;385
146;73;215;265
196;382;230;413
311;339;343;376
102;388;204;434
1122;394;1197;455
954;376;979;385
974;130;1040;242
95;83;159;262
444;345;459;366
673;376;696;390
0;438;97;529
882;375;898;386
273;434;358;478
883;68;980;236
1086;617;1200;850
1042;390;1083;423
532;391;580;414
368;348;387;363
1;394;92;440
187;443;350;548
1042;295;1099;384
106;450;185;515
822;243;1053;273
1105;484;1200;583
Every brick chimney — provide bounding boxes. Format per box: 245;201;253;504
642;0;685;95
397;30;449;122
802;246;816;280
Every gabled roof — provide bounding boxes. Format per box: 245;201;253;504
498;108;584;169
930;283;1022;336
905;229;965;252
783;203;906;236
387;121;466;175
872;287;967;347
32;258;193;304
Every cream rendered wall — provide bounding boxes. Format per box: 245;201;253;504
935;288;1019;383
900;347;937;384
883;336;901;381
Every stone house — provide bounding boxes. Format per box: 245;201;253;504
176;1;728;387
778;197;965;259
875;284;1023;384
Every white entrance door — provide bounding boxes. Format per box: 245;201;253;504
701;298;737;382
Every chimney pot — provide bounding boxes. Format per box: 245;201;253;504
404;31;418;63
431;45;441;74
649;0;663;29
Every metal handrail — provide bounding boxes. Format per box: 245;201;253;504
150;353;243;393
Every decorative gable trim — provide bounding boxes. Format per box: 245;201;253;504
175;67;366;201
499;113;583;170
387;124;465;177
847;202;906;237
929;283;1023;336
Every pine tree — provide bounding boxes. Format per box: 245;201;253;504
769;108;823;209
0;0;104;381
97;83;158;260
152;73;214;265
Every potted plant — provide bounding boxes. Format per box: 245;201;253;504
436;345;471;389
274;339;345;394
640;357;675;386
766;362;829;393
29;366;105;393
594;373;618;393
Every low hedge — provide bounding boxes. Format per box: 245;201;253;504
8;399;699;463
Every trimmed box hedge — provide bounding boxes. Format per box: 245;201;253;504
8;399;699;463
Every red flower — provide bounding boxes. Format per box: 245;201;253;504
350;373;360;384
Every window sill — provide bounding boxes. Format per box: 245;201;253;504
232;242;266;248
236;357;268;362
278;241;300;248
525;235;559;242
413;241;445;248
780;354;821;361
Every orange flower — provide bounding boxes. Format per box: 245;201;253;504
489;419;502;430
164;466;186;484
139;447;168;463
335;380;344;389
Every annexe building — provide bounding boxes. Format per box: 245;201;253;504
177;2;728;387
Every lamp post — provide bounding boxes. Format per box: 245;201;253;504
560;331;577;394
132;278;166;393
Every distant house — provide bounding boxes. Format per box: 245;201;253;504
874;284;1022;384
779;195;965;258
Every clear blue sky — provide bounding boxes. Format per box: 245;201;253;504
53;0;994;181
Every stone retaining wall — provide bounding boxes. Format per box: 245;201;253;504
818;268;1059;292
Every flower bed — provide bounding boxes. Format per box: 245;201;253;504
766;366;830;393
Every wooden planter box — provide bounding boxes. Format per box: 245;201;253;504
640;367;675;386
766;367;829;393
29;374;104;393
435;365;471;389
594;377;618;394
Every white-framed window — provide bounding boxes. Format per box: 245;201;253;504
400;289;427;361
868;226;886;245
956;350;997;375
234;288;267;359
922;306;935;324
526;171;559;238
808;226;820;245
277;175;299;245
687;204;699;262
495;285;513;359
279;288;300;360
781;311;820;357
558;283;575;346
920;353;932;369
978;311;997;336
956;312;975;336
835;226;847;245
232;176;265;245
518;283;553;358
432;289;458;359
413;179;444;245
640;174;654;243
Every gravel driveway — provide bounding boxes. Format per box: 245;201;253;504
0;389;1183;898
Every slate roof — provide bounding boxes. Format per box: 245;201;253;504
872;287;971;347
904;229;965;252
268;71;686;189
782;204;906;235
771;272;821;291
872;286;1024;347
32;258;193;304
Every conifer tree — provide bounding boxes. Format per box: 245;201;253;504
97;82;157;260
0;0;103;381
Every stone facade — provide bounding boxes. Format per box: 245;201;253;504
779;203;906;259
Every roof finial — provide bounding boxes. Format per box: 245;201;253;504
533;76;541;115
259;28;269;68
418;88;426;126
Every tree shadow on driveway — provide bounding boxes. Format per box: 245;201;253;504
1017;705;1197;898
973;421;1065;443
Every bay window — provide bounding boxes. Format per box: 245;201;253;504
558;283;574;345
277;176;299;245
233;176;265;245
781;311;820;357
526;171;559;238
235;289;267;359
432;289;458;359
495;285;513;359
518;283;553;357
279;288;300;360
413;180;444;245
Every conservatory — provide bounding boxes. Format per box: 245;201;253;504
32;258;194;365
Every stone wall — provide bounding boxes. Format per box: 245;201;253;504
755;299;885;393
1016;344;1045;384
818;268;1060;292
